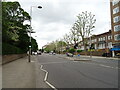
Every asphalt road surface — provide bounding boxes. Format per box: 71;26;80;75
38;54;118;88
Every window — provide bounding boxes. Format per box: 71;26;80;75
114;34;120;41
95;39;96;42
108;35;111;40
98;44;102;49
112;0;119;6
114;25;120;31
113;16;120;23
113;7;119;14
99;38;101;41
111;35;112;39
98;43;105;49
95;44;97;49
103;37;105;41
92;39;95;43
108;42;112;48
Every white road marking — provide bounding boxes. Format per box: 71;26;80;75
80;62;119;69
40;65;57;90
31;61;35;62
99;64;111;68
40;61;71;65
99;64;120;69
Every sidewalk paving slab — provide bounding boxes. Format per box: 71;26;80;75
2;55;50;88
2;56;36;88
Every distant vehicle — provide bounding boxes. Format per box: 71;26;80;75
66;53;73;57
37;51;42;55
44;51;47;53
49;51;56;55
34;52;37;55
49;52;52;55
115;53;120;58
53;53;56;55
32;52;37;55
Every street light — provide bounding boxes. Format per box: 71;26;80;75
90;35;92;58
28;6;42;62
89;33;93;58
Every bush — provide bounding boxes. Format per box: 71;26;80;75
2;43;25;55
68;48;75;54
77;49;82;53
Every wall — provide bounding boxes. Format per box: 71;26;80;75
2;54;27;64
79;50;106;56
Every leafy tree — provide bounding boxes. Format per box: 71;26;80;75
72;11;96;52
2;1;38;54
44;40;66;53
2;2;30;44
31;38;38;52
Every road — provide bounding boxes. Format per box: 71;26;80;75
37;54;118;88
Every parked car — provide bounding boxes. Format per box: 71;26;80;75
37;51;42;55
102;53;111;57
49;52;52;55
115;53;120;58
66;53;73;57
53;53;56;55
34;52;38;55
32;52;37;55
49;52;56;55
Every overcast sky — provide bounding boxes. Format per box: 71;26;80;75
8;0;111;48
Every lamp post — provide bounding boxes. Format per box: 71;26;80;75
28;6;42;62
89;34;92;58
90;35;92;58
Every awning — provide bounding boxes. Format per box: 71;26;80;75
110;48;120;51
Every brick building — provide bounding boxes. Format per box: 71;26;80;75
78;30;113;56
110;0;120;56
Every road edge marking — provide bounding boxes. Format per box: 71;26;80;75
40;65;57;90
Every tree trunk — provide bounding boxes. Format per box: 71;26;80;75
83;40;87;56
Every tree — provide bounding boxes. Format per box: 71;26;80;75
72;11;96;52
44;41;56;53
63;33;73;47
2;1;37;54
69;27;81;47
31;38;38;52
57;40;66;53
2;2;30;44
68;48;75;54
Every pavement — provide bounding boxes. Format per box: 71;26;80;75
2;55;50;88
57;54;120;61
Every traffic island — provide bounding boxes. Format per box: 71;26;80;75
73;58;92;61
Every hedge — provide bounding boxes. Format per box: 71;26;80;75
2;43;25;55
68;48;76;54
77;49;83;53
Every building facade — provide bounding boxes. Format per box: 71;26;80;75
110;0;120;56
78;30;113;54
